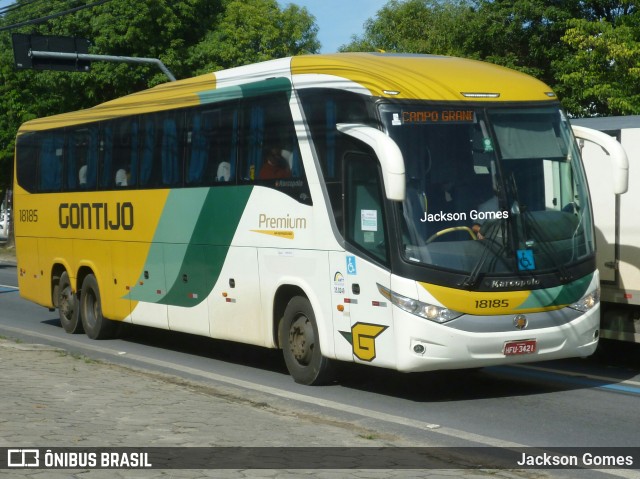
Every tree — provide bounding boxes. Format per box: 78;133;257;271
472;0;640;116
555;13;640;116
341;0;640;117
189;0;319;73
0;0;319;189
341;0;474;56
463;0;583;85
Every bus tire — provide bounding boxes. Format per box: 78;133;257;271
58;271;83;334
280;296;334;385
80;274;117;340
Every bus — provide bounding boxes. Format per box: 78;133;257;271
13;53;628;385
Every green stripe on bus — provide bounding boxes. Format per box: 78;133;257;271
517;273;593;310
128;186;253;306
197;77;292;105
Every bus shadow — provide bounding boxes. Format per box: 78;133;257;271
42;317;640;403
40;317;288;375
333;341;640;402
119;321;290;376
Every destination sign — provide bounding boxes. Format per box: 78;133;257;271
401;109;475;124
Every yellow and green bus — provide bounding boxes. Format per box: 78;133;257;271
14;53;624;384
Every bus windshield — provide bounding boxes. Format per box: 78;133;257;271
379;104;594;279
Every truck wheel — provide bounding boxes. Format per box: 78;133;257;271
80;274;117;340
280;296;334;385
58;271;83;334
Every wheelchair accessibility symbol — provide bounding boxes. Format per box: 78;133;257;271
517;249;536;271
346;256;357;275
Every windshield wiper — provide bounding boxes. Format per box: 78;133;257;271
506;172;573;283
459;219;506;289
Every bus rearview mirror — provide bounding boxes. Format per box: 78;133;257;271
337;124;406;201
572;125;629;195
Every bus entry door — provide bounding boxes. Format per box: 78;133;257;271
333;152;395;368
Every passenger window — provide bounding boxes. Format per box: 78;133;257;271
186;105;238;186
101;117;139;189
238;93;311;203
161;115;182;186
68;127;98;190
16;133;39;193
139;112;185;188
39;132;64;192
298;88;371;180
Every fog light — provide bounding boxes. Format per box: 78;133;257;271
413;344;426;354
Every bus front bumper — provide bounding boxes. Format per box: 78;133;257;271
392;305;600;372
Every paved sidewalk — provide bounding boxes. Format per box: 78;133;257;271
0;338;555;479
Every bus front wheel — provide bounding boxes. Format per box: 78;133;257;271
58;271;83;334
280;296;334;385
80;274;117;340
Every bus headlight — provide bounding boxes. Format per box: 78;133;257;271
568;288;600;312
377;284;463;323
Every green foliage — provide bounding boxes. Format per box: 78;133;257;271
0;0;319;189
189;0;319;73
342;0;640;117
341;0;474;56
555;15;640;116
463;0;583;85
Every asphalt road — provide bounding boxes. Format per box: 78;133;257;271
1;263;639;479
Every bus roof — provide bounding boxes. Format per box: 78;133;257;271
290;53;555;102
19;52;557;132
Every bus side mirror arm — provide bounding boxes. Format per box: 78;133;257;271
336;123;406;201
572;125;629;195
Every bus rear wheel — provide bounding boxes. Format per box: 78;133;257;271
80;274;117;340
280;296;334;385
58;271;83;334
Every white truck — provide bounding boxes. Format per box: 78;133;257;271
572;116;639;343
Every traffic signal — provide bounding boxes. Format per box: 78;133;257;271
12;33;91;72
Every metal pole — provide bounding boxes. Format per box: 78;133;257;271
29;50;177;82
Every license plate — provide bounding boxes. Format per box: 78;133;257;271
503;339;537;356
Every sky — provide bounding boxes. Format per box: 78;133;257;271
0;0;388;54
279;0;388;53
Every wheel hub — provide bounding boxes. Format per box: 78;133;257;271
289;316;314;365
60;287;74;319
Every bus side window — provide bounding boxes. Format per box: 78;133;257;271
344;151;388;265
99;125;113;189
140;118;158;187
241;94;296;180
186;104;238;186
298;88;371;180
186;112;207;185
69;127;98;190
243;104;264;180
160;115;183;187
238;93;311;203
39;132;64;192
137;111;185;188
16;133;39;193
66;131;79;191
102;118;138;189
